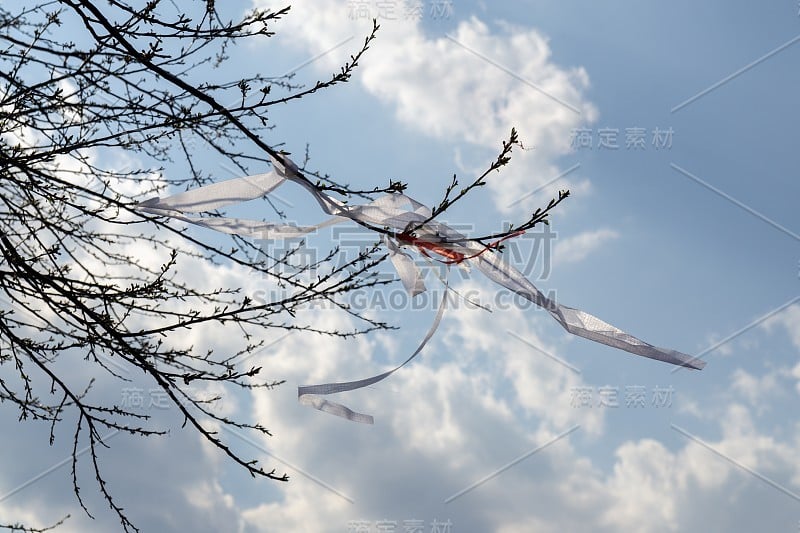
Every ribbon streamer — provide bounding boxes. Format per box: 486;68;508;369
298;286;449;424
137;155;705;423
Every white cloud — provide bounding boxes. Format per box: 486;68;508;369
554;228;619;265
730;367;783;411
793;363;800;396
235;313;800;532
232;273;800;532
253;0;597;214
761;303;800;351
0;132;283;532
759;304;800;394
602;439;682;530
233;278;605;530
7;4;800;533
6;233;800;532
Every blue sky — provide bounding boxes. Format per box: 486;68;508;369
1;1;799;532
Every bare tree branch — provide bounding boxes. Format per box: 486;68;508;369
0;2;567;531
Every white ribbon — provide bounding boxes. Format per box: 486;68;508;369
298;286;449;424
137;155;705;424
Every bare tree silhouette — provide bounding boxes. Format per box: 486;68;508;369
0;2;564;531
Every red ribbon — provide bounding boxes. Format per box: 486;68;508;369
396;229;526;265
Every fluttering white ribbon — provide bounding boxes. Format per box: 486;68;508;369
137;155;705;423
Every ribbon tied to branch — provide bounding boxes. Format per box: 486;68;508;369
137;155;705;424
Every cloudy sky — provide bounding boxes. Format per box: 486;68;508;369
2;1;800;532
